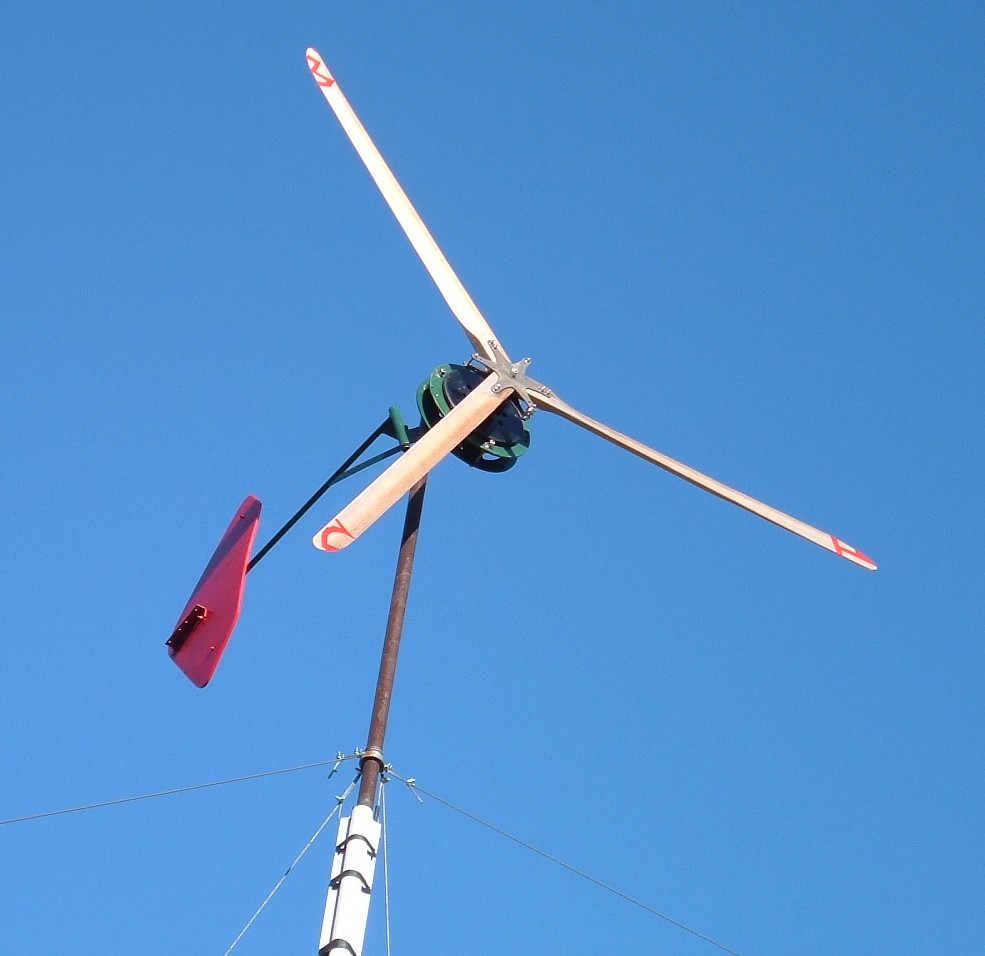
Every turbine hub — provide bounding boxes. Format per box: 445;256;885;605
417;364;531;472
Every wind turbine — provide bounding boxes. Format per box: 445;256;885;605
165;49;875;955
303;48;877;573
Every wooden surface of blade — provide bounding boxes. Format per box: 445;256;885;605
305;48;505;361
313;378;510;552
538;392;877;571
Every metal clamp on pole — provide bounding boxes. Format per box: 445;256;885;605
358;747;385;774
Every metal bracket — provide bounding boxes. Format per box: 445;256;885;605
358;746;385;768
320;940;357;956
329;869;372;894
336;833;378;859
469;342;553;418
383;407;427;449
165;604;209;653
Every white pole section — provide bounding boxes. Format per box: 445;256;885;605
318;804;382;956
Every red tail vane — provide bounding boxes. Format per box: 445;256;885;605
166;496;262;687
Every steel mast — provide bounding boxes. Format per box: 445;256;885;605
317;478;427;956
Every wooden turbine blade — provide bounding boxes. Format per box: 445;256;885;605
537;392;877;570
305;48;506;362
313;377;510;552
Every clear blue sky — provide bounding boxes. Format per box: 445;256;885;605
2;3;982;953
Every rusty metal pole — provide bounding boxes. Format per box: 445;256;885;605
356;476;427;808
317;477;427;956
